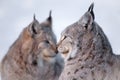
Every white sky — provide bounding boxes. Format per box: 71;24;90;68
0;0;120;62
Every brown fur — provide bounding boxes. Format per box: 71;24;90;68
1;15;64;80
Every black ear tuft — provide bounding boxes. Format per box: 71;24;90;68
49;10;52;17
31;23;37;34
29;15;39;36
88;3;95;20
31;14;38;34
33;13;36;21
47;10;52;23
88;3;94;12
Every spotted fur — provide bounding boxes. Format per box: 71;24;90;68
58;3;120;80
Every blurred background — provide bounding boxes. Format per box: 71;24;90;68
0;0;120;63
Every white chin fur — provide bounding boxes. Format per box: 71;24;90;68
38;58;44;67
63;47;78;61
37;57;56;67
61;54;67;60
48;57;56;64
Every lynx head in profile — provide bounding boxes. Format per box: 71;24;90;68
58;3;112;61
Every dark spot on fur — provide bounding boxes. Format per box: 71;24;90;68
107;60;113;66
91;71;94;74
79;46;82;50
103;70;106;74
80;76;83;79
68;57;73;61
91;54;95;60
91;71;94;77
77;44;79;47
20;55;23;59
99;54;103;59
67;72;70;75
72;78;77;80
78;58;82;61
89;65;94;69
97;60;104;65
81;52;85;56
84;56;89;61
74;69;79;74
80;66;84;69
67;62;74;65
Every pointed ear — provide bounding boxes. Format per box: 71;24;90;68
29;15;39;37
88;3;95;20
47;10;52;23
45;10;52;27
78;3;95;29
79;13;94;29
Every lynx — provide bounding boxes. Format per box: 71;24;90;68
58;3;120;80
1;12;64;80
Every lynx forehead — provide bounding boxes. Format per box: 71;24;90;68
1;11;63;80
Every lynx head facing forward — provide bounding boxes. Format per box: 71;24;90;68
27;12;58;66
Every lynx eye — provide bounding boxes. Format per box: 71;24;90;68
84;24;88;29
60;36;67;41
38;40;50;49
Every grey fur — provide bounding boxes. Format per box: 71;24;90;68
58;3;120;80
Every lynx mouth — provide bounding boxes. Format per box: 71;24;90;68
43;54;56;63
43;54;56;58
62;50;69;54
44;55;56;58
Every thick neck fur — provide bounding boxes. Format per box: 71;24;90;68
3;27;34;71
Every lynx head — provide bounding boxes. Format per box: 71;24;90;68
20;11;57;67
58;3;112;61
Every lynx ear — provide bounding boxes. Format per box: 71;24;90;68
29;15;39;36
45;10;52;27
47;10;52;23
78;3;95;29
88;3;95;20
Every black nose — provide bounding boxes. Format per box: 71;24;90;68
32;60;37;66
55;50;58;54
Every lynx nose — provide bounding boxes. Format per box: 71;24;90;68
55;50;58;53
32;59;37;66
